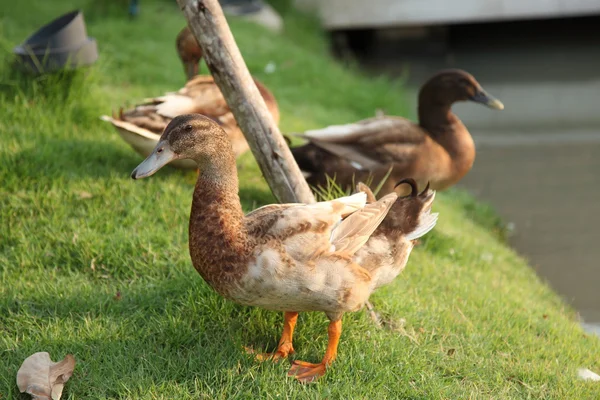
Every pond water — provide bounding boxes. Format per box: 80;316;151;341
341;16;600;327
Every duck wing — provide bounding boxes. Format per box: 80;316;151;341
145;75;279;123
146;76;229;120
244;193;366;240
245;192;397;259
328;192;397;255
297;116;426;170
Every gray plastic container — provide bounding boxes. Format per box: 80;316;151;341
13;10;98;74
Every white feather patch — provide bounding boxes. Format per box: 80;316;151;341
349;161;364;170
100;116;160;140
153;94;197;118
405;212;439;241
306;192;366;215
302;117;408;143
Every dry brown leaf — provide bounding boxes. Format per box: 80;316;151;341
78;191;93;199
16;352;76;400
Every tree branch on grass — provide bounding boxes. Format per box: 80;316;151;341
176;0;315;204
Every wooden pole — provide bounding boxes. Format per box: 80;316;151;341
176;0;315;204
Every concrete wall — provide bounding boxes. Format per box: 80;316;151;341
296;0;600;29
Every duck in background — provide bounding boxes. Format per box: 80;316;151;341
290;69;503;196
102;26;279;167
130;114;438;383
176;26;204;81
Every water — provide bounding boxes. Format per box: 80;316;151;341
341;16;600;324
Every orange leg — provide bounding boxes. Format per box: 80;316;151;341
288;319;342;383
249;311;298;362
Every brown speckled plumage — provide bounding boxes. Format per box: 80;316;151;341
131;114;438;382
103;27;280;163
291;69;503;196
114;74;279;159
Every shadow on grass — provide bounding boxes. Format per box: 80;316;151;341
0;61;93;103
4;138;145;181
2;272;288;398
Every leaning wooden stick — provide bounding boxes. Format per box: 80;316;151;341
176;0;315;204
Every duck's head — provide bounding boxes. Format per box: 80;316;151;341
176;26;203;81
131;114;232;180
419;69;504;110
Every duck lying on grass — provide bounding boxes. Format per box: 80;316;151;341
291;69;504;196
102;26;279;168
131;114;438;383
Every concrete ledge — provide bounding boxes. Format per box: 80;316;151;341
298;0;600;29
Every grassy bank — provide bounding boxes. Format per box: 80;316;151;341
1;0;599;398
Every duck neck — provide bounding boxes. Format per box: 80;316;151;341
418;102;474;161
188;154;249;294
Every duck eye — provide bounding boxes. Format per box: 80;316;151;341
157;147;163;153
185;124;193;131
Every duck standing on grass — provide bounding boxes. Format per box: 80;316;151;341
291;69;504;196
131;114;438;383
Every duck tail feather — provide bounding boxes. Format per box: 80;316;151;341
405;212;438;241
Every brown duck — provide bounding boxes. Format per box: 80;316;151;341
102;26;279;167
176;25;204;80
291;69;503;196
131;114;438;383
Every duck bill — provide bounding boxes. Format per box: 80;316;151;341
131;142;178;180
185;61;198;81
470;89;504;110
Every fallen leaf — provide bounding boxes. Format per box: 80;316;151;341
17;352;76;400
578;368;600;381
447;348;456;356
78;191;93;199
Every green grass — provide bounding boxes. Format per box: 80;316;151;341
1;1;599;398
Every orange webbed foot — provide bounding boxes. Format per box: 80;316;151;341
245;343;294;363
287;319;342;383
288;360;327;383
246;311;298;363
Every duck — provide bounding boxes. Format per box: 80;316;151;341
130;114;438;383
290;69;503;196
102;26;280;168
176;25;203;81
